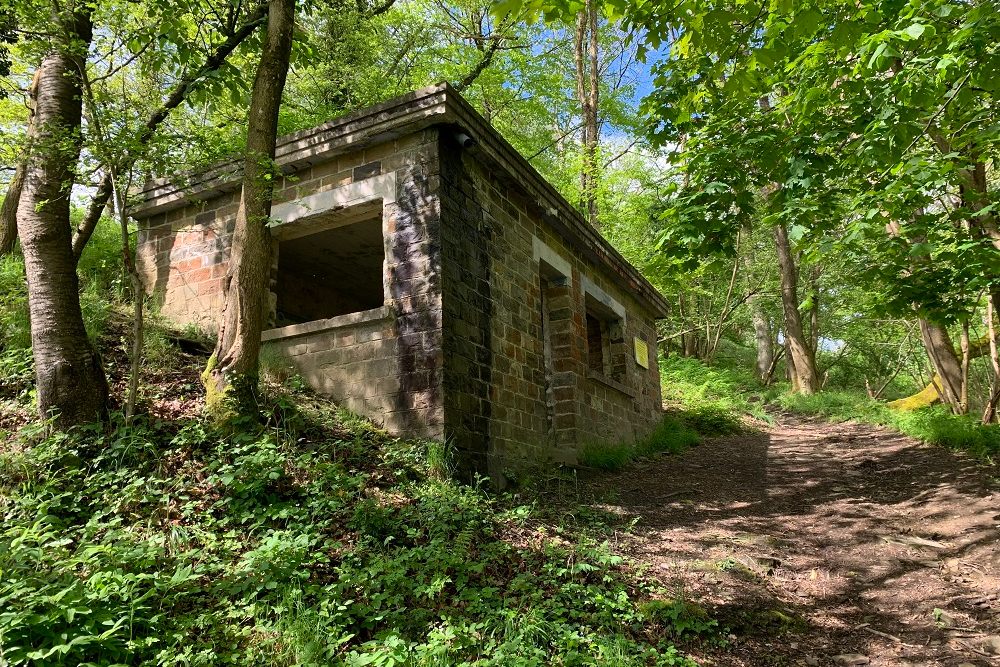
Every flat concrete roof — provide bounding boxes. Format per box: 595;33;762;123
131;83;670;318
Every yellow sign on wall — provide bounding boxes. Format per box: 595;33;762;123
633;337;649;369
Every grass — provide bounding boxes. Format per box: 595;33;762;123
580;413;703;472
660;356;769;426
580;357;761;472
778;390;1000;462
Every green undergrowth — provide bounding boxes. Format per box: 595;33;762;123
580;414;701;471
778;390;1000;462
0;385;706;666
0;213;123;354
580;357;764;472
660;357;768;428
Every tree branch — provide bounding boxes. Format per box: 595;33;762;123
72;2;269;259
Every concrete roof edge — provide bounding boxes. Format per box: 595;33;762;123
130;83;450;217
435;85;670;318
130;82;669;318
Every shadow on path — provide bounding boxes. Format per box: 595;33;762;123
586;415;1000;666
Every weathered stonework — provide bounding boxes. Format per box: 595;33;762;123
131;84;669;480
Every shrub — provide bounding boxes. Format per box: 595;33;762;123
0;401;703;666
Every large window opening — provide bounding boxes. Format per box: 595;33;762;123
585;292;625;382
274;213;385;327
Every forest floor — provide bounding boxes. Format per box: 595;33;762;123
586;414;1000;667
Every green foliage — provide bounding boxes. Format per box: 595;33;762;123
580;412;703;472
660;356;767;426
0;207;124;355
778;391;1000;462
0;398;703;666
640;600;718;640
634;416;700;457
0;251;30;350
580;440;634;471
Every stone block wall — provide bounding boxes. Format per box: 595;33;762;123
438;140;663;478
134;114;663;479
260;307;413;432
134;130;445;438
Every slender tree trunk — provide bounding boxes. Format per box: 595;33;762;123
584;0;599;228
751;301;773;382
111;172;144;421
808;265;820;354
573;0;600;228
763;345;782;386
573;10;588;196
0;160;24;255
773;222;817;393
17;4;108;427
205;0;295;413
983;296;1000;423
783;335;794;384
959;318;970;415
0;69;37;257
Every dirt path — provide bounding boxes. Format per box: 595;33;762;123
590;415;1000;666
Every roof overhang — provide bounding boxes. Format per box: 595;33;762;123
130;83;670;318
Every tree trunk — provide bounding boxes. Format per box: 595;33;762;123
808;265;820;354
17;4;108;427
573;0;600;229
584;0;599;228
1;68;37;257
917;318;963;413
751;298;773;382
0;159;24;255
205;0;295;414
959;318;970;415
983;296;1000;423
111;172;144;421
773;221;817;393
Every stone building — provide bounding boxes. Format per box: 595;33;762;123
132;83;669;481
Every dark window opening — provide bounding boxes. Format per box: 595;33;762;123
586;311;607;374
274;216;384;326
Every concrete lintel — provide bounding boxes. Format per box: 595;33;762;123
532;235;573;285
581;275;626;323
262;305;393;342
270;172;396;234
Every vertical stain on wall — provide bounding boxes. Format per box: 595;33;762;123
439;130;495;482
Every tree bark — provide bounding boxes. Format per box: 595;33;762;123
0;159;24;255
573;0;600;229
959;318;970;415
751;298;773;382
773;221;817;393
205;0;295;413
917;318;963;413
808;265;820;354
983;296;1000;423
744;237;773;382
17;3;108;427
